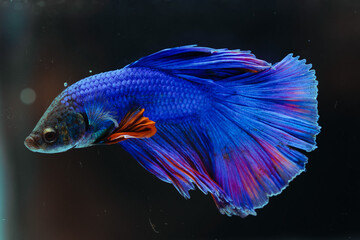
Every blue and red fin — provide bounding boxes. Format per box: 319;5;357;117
101;108;156;145
128;45;271;80
206;54;320;216
120;120;229;200
124;50;319;217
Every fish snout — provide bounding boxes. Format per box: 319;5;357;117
24;135;40;151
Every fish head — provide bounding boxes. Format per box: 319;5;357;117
24;98;87;153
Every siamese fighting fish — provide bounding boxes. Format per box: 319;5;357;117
25;46;320;217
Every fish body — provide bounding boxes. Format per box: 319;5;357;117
63;67;209;122
25;46;320;217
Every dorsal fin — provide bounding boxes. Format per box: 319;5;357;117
128;45;271;81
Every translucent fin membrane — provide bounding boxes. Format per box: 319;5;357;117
128;45;271;80
124;48;319;217
120;121;229;200
103;108;156;145
207;54;320;216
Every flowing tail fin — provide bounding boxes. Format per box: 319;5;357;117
122;46;320;217
207;54;320;216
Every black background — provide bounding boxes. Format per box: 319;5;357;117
0;0;359;239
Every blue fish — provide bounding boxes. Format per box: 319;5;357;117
24;46;320;217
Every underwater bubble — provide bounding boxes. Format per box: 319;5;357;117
20;88;36;105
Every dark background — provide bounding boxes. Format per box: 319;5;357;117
0;0;359;239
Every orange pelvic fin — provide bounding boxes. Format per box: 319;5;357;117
104;108;156;145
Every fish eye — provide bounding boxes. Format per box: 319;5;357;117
43;127;58;143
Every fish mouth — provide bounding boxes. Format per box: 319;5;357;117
24;135;40;151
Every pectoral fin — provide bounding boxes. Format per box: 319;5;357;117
103;108;156;145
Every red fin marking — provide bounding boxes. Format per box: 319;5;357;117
105;108;156;144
